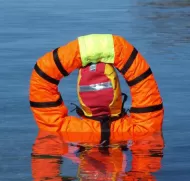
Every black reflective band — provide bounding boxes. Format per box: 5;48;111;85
127;68;152;87
120;47;138;75
30;96;63;108
53;48;69;77
34;63;59;85
130;103;163;113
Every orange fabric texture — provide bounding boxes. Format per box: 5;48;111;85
29;34;164;136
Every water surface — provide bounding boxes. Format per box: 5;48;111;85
0;0;190;180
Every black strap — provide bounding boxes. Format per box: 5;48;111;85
121;93;128;114
53;48;69;77
34;63;59;85
130;103;163;113
122;93;128;108
100;118;111;146
30;96;63;108
31;153;62;159
70;103;84;117
127;68;152;87
120;47;138;75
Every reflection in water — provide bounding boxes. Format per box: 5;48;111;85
31;131;164;181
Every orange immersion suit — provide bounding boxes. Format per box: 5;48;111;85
29;34;164;142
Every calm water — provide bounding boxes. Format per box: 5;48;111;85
0;0;190;180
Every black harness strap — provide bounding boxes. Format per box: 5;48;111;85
130;103;163;113
100;118;111;146
30;95;63;108
34;63;59;85
120;47;138;75
127;68;152;87
53;48;69;77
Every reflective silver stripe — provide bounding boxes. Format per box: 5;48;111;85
80;82;112;92
89;64;96;71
